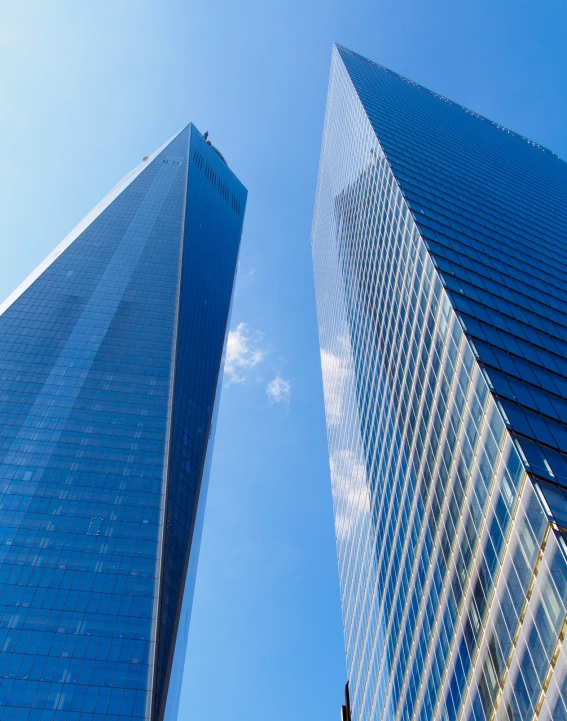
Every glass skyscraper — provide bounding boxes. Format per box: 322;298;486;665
312;45;567;721
0;124;246;721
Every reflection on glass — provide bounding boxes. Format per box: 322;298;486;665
312;46;567;721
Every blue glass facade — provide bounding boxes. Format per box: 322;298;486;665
0;124;246;721
312;46;567;721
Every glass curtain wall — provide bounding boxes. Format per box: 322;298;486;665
312;46;567;721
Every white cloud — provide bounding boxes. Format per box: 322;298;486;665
266;376;291;406
224;323;266;385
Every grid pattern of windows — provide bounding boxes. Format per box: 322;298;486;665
0;124;246;721
337;47;567;494
311;46;567;721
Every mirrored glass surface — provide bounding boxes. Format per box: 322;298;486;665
312;46;567;721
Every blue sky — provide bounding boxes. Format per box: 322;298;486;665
1;1;566;719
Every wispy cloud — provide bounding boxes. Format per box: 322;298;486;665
224;323;291;408
224;322;266;385
266;376;291;406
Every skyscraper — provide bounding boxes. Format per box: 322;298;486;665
312;46;567;721
0;124;246;721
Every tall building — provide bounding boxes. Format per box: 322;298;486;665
0;125;246;721
312;45;567;721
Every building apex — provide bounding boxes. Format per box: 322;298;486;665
335;44;558;158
